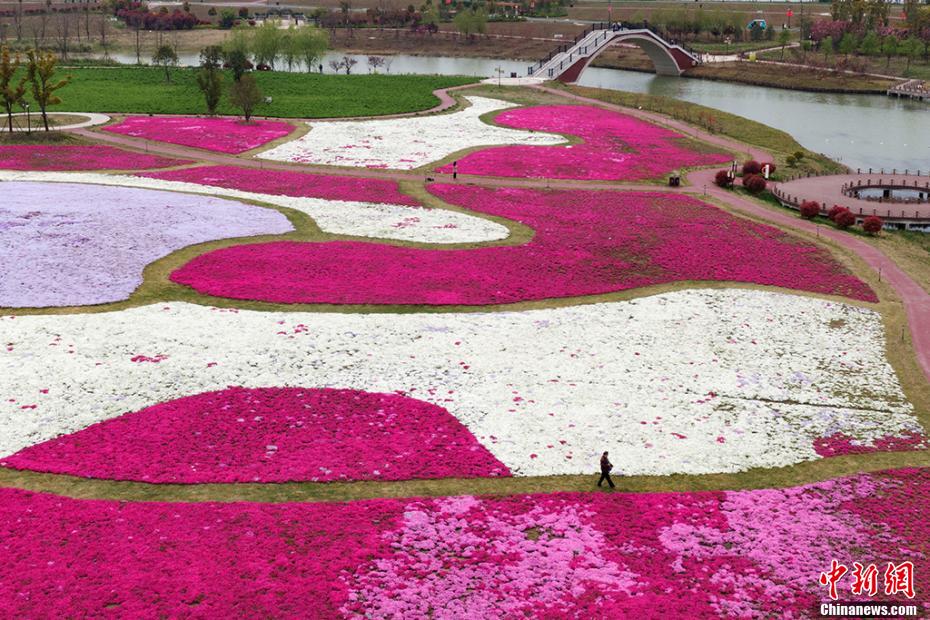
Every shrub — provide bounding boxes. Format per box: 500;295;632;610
827;205;847;221
786;155;797;167
714;170;733;188
742;160;762;175
799;200;821;219
793;151;805;161
834;209;855;229
743;174;767;194
862;215;883;234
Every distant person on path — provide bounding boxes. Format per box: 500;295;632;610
452;160;458;180
319;63;323;74
597;451;615;489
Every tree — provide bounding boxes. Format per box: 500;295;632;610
26;49;70;132
218;8;237;29
454;6;487;42
251;20;283;69
834;208;855;229
742;174;767;194
881;35;898;68
838;32;857;58
420;0;439;34
223;45;251;82
778;28;792;60
229;73;263;121
281;27;299;71
294;26;328;73
862;215;883;234
822;36;835;61
152;44;178;81
1;46;27;133
900;36;922;70
859;31;880;58
367;55;385;73
196;46;223;115
714;170;733;188
799;200;821;219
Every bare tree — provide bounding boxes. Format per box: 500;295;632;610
52;13;72;60
367;55;385;73
97;13;111;59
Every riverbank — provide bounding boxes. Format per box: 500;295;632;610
591;49;898;94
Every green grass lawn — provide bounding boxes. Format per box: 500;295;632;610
25;67;479;118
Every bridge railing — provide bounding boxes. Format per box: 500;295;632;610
528;22;700;76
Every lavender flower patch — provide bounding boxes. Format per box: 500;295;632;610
0;181;292;308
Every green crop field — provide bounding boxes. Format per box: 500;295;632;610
25;67;478;118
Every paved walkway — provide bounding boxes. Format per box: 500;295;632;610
66;86;930;386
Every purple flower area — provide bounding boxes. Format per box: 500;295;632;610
171;184;876;305
142;165;421;205
0;181;292;308
2;387;510;483
436;104;730;181
0;468;925;617
0;145;190;171
103;116;295;154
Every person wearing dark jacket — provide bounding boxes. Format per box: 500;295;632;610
597;451;615;489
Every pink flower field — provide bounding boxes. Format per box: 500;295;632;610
436;105;730;181
142;164;420;205
0;144;189;171
1;387;509;483
103;116;295;154
171;184;876;305
0;468;926;617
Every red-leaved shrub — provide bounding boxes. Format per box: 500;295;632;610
743;174;767;194
742;160;762;175
799;200;821;219
714;170;733;188
862;215;883;234
828;205;848;221
834;209;856;229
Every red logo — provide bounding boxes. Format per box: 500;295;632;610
820;560;916;600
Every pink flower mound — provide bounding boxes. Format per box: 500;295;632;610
0;469;926;617
814;432;929;457
171;185;876;304
0;144;189;171
142;164;420;205
436;105;730;180
1;387;509;483
103;116;295;154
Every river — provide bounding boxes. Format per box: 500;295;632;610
102;50;929;171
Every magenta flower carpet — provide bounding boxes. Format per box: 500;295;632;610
1;387;510;483
436;105;731;180
0;468;925;617
103;116;295;154
170;184;876;305
142;164;421;205
0;144;189;171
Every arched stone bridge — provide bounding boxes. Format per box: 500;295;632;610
528;25;701;82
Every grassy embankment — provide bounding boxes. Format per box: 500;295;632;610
591;48;897;93
18;67;479;118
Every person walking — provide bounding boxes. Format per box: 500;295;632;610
452;160;458;180
597;451;615;489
